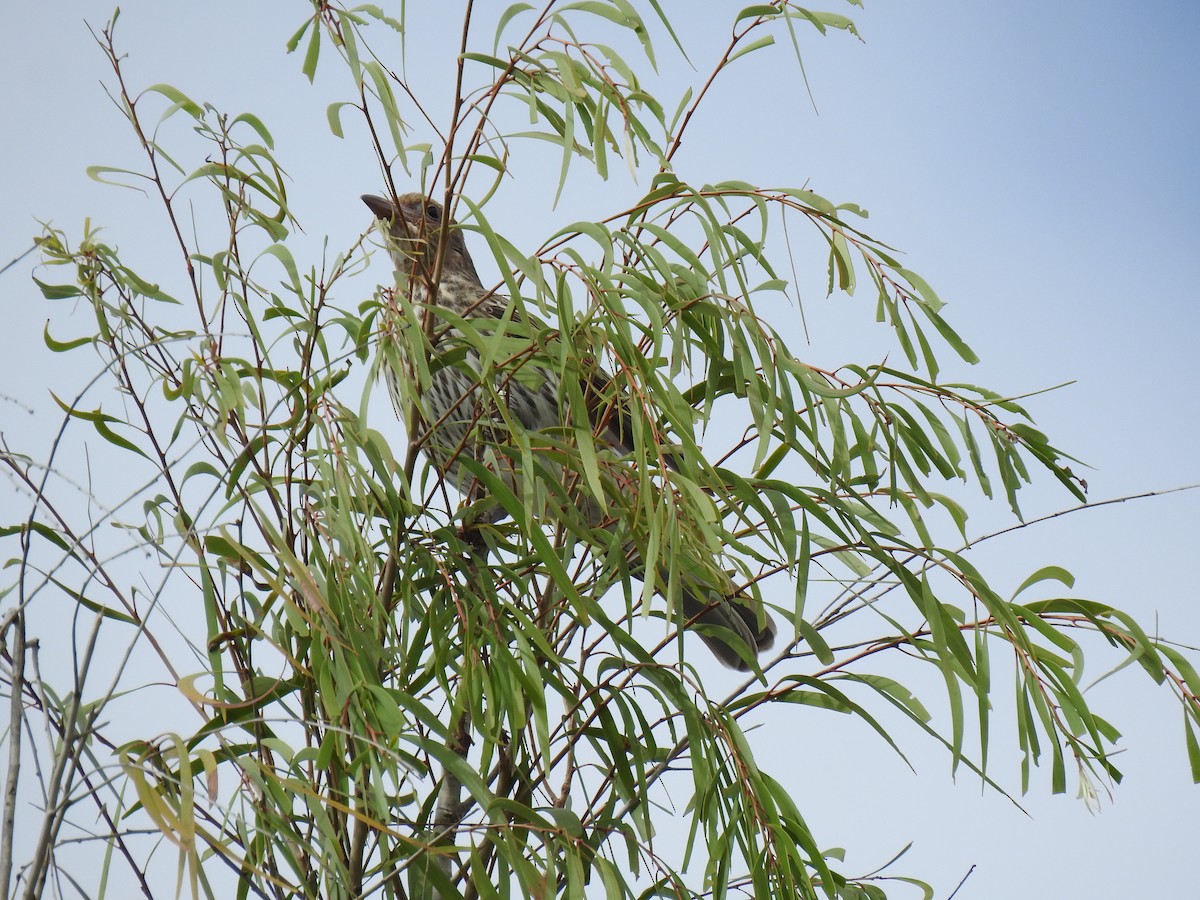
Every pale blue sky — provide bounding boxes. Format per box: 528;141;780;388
3;2;1198;896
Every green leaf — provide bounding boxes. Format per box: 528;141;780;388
828;228;855;295
85;165;147;191
898;267;943;312
920;304;979;364
0;522;72;554
258;243;303;298
302;25;321;82
50;393;151;460
141;83;203;119
1185;714;1200;783
43;322;92;352
460;51;510;70
1012;565;1076;598
230;112;275;148
736;5;778;22
326;101;353;138
48;573;137;625
32;277;82;300
285;17;311;53
727;34;775;65
494;2;535;52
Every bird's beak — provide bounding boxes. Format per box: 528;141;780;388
362;193;427;260
361;193;397;221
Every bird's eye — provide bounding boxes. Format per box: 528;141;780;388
425;203;441;221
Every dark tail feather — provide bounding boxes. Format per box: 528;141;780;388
680;585;776;672
589;505;776;670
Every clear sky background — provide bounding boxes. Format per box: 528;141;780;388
3;1;1198;897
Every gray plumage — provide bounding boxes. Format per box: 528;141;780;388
364;192;775;670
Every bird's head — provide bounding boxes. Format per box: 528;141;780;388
361;193;475;280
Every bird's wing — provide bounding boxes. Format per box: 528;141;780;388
581;365;669;467
551;333;678;472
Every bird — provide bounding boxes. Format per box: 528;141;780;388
362;192;776;670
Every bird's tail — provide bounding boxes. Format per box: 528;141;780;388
524;449;777;670
676;572;776;672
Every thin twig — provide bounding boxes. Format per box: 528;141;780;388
946;863;976;899
23;609;104;900
0;610;26;900
0;244;37;279
431;711;472;899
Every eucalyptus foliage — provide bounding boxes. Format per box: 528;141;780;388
3;3;1199;900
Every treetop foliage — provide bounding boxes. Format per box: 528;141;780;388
2;3;1197;899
